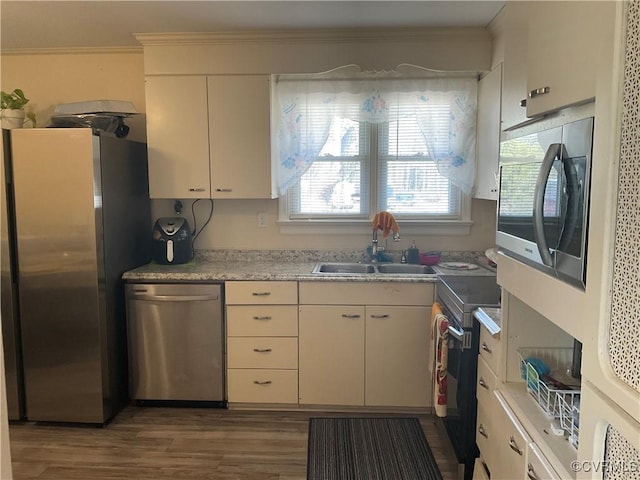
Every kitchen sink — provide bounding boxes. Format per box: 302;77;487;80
312;263;377;274
311;262;436;275
376;264;435;274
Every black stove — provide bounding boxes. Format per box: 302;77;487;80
435;274;501;480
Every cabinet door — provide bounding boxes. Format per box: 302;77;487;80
208;75;272;199
474;63;502;201
501;1;530;130
491;392;530;480
299;305;365;405
145;76;211;198
526;1;615;117
365;306;431;407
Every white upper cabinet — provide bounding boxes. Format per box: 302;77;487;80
500;2;530;130
474;63;502;201
146;74;273;199
525;1;615;118
208;75;272;199
146;76;211;199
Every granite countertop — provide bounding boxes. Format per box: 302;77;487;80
123;249;497;283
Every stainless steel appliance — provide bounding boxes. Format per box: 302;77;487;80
1;128;151;423
125;283;225;404
497;116;594;289
435;275;501;480
151;217;193;265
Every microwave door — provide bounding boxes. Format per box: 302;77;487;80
533;143;566;267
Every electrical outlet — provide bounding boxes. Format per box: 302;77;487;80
257;212;268;228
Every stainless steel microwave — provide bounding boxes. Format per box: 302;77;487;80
497;116;594;289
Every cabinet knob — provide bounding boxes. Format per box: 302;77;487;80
528;86;550;99
188;187;206;192
215;188;233;192
479;378;489;390
481;342;492;353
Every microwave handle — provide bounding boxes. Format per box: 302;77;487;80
557;157;581;251
533;143;565;266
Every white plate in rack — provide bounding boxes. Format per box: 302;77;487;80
439;262;479;270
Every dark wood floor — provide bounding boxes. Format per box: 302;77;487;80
8;406;460;480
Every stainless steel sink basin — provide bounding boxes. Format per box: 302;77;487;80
311;262;436;275
312;263;376;274
376;264;436;274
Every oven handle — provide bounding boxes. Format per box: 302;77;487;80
533;143;566;267
447;323;465;342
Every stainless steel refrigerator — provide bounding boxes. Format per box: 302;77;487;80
1;128;151;423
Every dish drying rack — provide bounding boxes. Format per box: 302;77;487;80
518;347;581;448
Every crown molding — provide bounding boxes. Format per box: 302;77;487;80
134;27;489;46
1;46;142;56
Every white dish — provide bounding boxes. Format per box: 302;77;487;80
439;262;479;270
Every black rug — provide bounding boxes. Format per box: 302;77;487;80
307;417;444;480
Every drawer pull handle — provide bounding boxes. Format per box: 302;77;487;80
481;342;492;353
253;348;272;353
479;378;489;390
188;187;206;192
341;314;361;319
478;424;488;438
253;380;272;385
215;188;233;192
527;463;539;480
509;436;523;456
370;314;390;319
253;316;272;320
252;292;271;296
528;86;550;98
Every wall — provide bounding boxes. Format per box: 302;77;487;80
1;37;497;254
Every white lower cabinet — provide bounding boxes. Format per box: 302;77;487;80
298;305;365;406
298;282;433;408
491;391;530;479
225;281;298;404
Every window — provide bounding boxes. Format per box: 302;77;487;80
271;72;477;227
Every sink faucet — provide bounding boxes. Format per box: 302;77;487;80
370;211;400;262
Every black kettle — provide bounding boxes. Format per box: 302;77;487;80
151;217;194;265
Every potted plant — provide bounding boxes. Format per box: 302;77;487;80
1;89;36;128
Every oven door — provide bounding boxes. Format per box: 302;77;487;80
440;305;480;465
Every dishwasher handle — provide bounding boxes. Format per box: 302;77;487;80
129;293;219;302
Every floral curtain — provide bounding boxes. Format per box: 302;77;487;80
271;68;477;197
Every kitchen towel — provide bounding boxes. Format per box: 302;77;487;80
431;302;449;418
372;211;400;238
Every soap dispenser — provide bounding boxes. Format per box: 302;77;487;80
407;241;420;264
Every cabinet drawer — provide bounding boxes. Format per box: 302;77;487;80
479;325;501;374
472;457;490;480
227;369;298;404
227;305;298;336
476;402;496;471
227;337;298;369
299;282;433;306
492;391;530;479
225;281;298;305
477;355;497;410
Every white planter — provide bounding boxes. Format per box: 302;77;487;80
1;109;25;129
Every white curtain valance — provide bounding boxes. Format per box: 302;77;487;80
271;67;478;197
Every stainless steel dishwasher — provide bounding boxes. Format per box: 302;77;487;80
125;283;225;404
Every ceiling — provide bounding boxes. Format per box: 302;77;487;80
1;1;504;51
